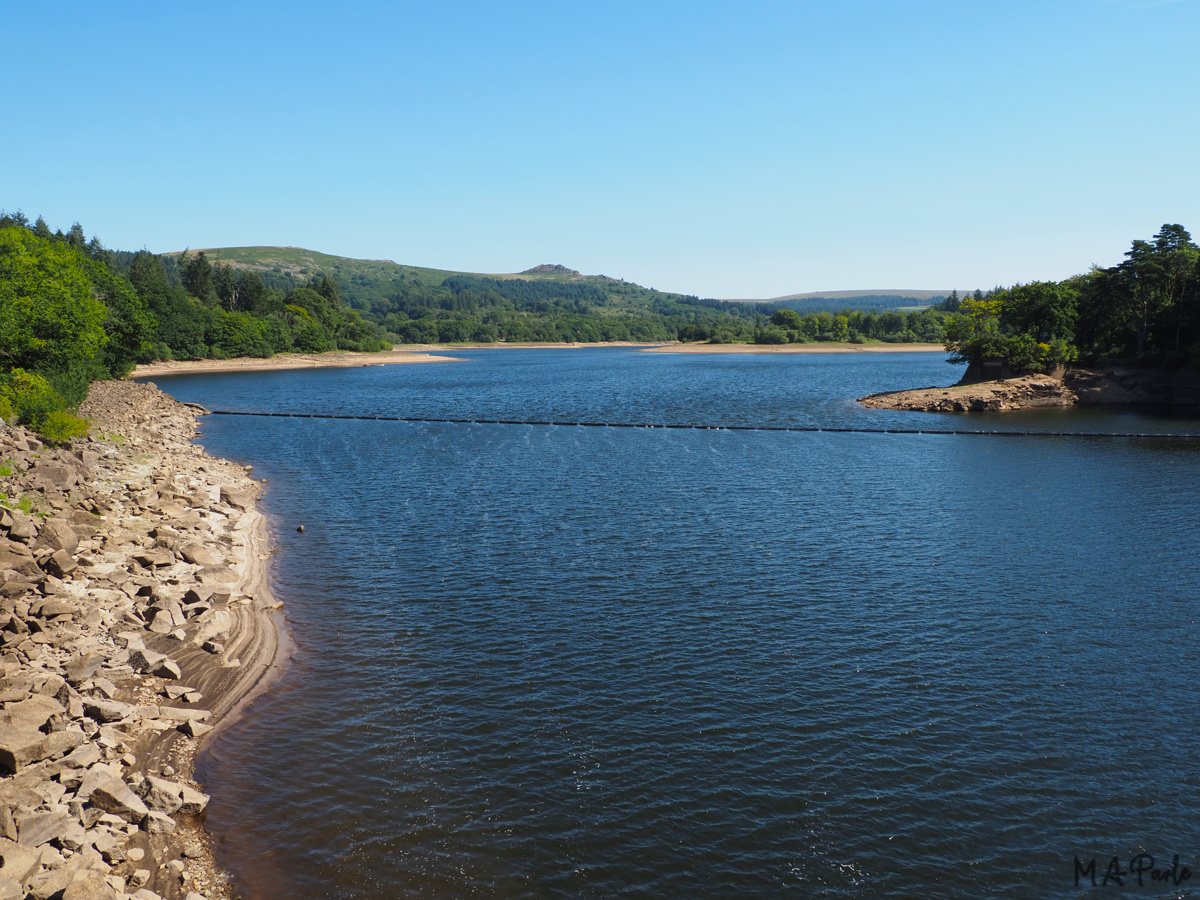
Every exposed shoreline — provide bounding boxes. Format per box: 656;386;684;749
133;349;461;378
858;366;1200;412
0;380;284;899
641;342;946;355
133;341;947;380
859;374;1076;412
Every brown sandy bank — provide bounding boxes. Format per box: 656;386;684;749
133;349;461;378
641;342;946;355
395;341;672;351
859;374;1076;412
859;365;1200;413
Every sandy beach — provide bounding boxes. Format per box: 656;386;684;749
640;342;947;355
133;349;462;378
132;342;945;379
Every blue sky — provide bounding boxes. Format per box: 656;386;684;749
4;0;1197;298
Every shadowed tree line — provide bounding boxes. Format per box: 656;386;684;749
944;225;1200;376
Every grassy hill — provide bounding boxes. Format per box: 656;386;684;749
165;246;694;316
167;246;947;320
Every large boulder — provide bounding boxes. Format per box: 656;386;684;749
0;695;64;731
179;543;221;567
0;725;49;773
31;463;77;492
31;518;79;555
89;778;149;825
219;485;253;511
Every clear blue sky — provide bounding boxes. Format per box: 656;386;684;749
4;1;1197;298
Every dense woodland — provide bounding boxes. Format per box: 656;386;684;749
0;213;388;439
945;224;1200;374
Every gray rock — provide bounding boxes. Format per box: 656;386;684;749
0;836;41;886
196;567;238;585
179;543;221;567
89;778;149;824
57;742;102;770
146;609;175;634
178;719;213;739
42;550;78;579
142;777;183;815
154;707;209;722
0;694;65;730
83;698;132;723
63;870;119;900
155;658;181;680
31;518;79;555
219;485;252;511
16;810;69;847
178;784;210;816
43;729;85;758
0;725;49;772
31;464;77;491
131;549;173;569
142;810;175;834
64;654;102;685
127;648;165;673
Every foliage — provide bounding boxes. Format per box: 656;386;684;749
0;226;108;401
37;410;90;444
0;369;70;431
1074;224;1200;361
943;286;1079;375
944;225;1200;374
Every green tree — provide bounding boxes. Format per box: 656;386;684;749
0;226;107;402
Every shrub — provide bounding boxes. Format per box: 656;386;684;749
0;369;67;430
37;409;90;444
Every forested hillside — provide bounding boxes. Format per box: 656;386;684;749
180;245;951;345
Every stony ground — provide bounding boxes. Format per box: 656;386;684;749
0;381;282;900
857;374;1078;412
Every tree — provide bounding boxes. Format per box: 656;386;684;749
85;259;155;377
998;281;1077;343
181;251;218;305
770;308;802;330
0;226;108;402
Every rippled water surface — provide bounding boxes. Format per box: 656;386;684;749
145;350;1200;899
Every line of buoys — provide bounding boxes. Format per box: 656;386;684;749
202;410;1200;440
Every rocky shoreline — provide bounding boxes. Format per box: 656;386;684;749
0;380;282;900
858;374;1077;412
859;365;1200;413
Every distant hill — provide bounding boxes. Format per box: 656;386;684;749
764;289;950;303
724;289;951;315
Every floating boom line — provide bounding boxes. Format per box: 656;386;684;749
203;410;1200;440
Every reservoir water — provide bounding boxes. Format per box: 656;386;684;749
145;349;1200;899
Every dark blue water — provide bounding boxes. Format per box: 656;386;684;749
145;350;1200;899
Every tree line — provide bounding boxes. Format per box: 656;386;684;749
944;224;1200;375
0;212;391;440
